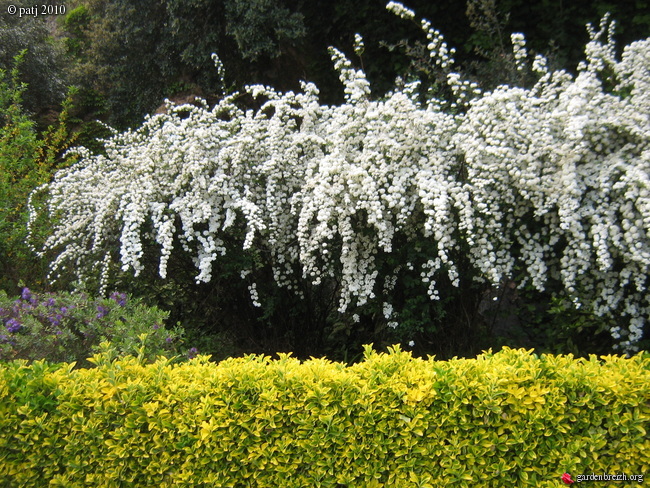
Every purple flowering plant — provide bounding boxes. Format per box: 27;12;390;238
0;288;183;367
96;305;109;319
6;318;21;333
21;288;32;301
110;292;128;307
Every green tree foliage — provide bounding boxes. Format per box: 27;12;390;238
0;0;68;122
468;0;649;76
0;54;77;294
223;0;305;60
62;0;307;128
62;0;173;127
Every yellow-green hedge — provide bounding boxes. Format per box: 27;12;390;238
1;346;649;487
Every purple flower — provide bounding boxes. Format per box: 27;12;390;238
50;313;63;327
60;307;68;315
21;288;32;301
152;323;160;330
188;347;199;359
96;305;109;319
6;318;22;333
165;337;173;344
46;298;56;308
110;292;127;307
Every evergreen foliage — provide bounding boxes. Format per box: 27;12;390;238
0;287;182;366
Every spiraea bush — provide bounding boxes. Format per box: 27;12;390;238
0;346;648;487
29;3;650;352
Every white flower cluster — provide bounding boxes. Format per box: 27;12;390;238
511;33;528;71
329;47;371;103
353;34;365;58
385;1;415;20
422;19;455;70
31;5;650;351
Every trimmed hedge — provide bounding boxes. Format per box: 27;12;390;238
0;346;648;487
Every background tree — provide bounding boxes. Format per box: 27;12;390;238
61;0;308;128
0;0;68;126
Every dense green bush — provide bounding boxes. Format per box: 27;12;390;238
0;347;648;486
0;288;183;367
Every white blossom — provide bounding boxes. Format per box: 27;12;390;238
353;33;365;57
386;1;415;20
511;33;528;71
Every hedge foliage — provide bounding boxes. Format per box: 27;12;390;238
0;347;648;487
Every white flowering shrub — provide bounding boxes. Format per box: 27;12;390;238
453;17;650;351
29;6;649;352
